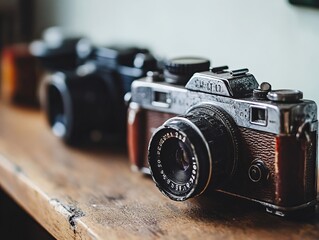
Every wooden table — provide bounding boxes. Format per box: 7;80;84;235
0;104;318;240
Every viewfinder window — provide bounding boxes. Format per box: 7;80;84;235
154;91;168;103
250;106;267;126
152;91;171;108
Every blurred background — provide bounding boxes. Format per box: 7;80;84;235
32;0;319;105
0;0;318;238
0;0;318;104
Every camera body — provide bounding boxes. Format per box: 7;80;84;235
41;46;158;144
128;59;318;217
30;27;93;72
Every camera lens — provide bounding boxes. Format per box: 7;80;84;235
48;85;67;137
148;104;239;201
45;72;73;140
45;70;122;144
149;127;202;199
161;137;192;184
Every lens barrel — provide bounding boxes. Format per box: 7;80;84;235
44;70;122;144
148;104;239;201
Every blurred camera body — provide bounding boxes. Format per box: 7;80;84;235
128;58;318;217
42;46;158;144
30;27;93;72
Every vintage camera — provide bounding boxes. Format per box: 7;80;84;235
41;46;158;144
128;57;318;217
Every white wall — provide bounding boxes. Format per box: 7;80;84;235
34;0;319;107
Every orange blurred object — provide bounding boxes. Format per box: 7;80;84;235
1;43;39;106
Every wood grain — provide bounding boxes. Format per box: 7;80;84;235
0;104;318;240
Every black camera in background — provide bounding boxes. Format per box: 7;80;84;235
289;0;319;8
44;46;158;145
0;188;54;240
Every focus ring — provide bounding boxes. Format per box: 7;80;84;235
185;104;239;184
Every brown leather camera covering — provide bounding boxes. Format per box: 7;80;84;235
274;132;317;206
233;128;317;208
127;106;146;169
1;44;39;106
128;107;317;208
127;107;176;170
